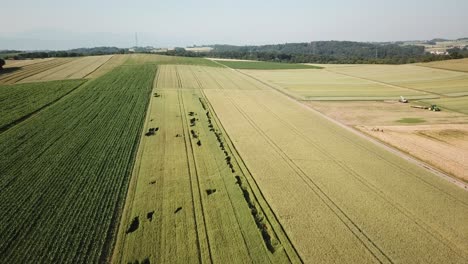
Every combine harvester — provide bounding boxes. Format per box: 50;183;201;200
399;96;408;103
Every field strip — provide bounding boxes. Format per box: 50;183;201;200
20;55;114;82
115;65;301;263
177;89;213;263
194;68;302;261
4;58;54;68
0;64;156;262
0;80;87;133
0;58;75;84
20;59;79;81
83;55;114;78
198;89;302;263
416;64;468;74
324;68;445;97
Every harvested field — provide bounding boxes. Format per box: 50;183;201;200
307;101;468;126
114;66;299;263
0;58;75;84
202;75;468;263
241;69;430;100
419;58;468;73
0;64;156;262
4;58;54;68
0;79;85;131
86;54;128;78
358;124;468;181
20;55;113;82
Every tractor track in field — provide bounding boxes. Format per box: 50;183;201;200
197;66;304;263
177;87;214;264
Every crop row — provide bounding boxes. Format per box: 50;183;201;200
0;79;85;132
0;64;156;263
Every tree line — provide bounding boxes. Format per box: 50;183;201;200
2;47;128;60
164;41;468;64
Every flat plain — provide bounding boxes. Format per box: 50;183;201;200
1;54;467;264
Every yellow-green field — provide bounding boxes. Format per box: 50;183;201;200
114;65;299;264
241;68;432;100
419;58;468;73
329;64;468;96
239;61;468;100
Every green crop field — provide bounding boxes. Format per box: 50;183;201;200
0;79;85;131
214;60;322;70
0;63;155;263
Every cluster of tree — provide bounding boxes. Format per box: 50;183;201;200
160;41;467;64
4;47;127;60
447;46;468;58
0;58;5;70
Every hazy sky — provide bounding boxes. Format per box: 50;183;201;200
1;0;468;50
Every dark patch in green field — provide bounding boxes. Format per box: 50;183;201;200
396;117;426;124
